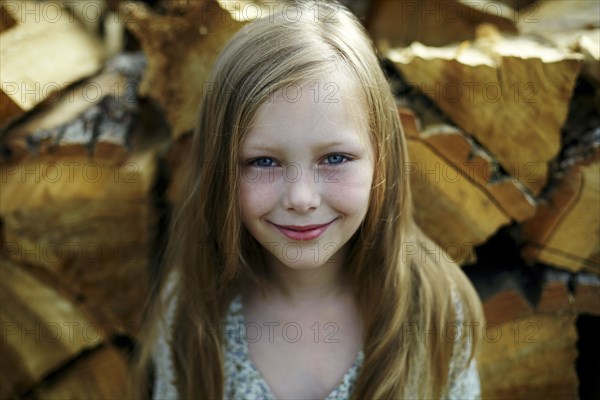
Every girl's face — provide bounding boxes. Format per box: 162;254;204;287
239;81;374;270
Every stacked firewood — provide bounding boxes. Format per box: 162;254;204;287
370;1;599;397
1;0;598;398
1;1;156;397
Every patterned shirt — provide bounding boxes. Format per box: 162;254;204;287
152;284;480;400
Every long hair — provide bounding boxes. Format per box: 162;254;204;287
134;1;484;398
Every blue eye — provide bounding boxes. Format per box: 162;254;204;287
248;154;350;168
251;157;276;167
324;154;349;165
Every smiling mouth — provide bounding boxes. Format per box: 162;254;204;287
270;219;336;240
273;222;332;231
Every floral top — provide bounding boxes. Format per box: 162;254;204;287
152;283;480;400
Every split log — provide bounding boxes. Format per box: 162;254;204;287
406;137;510;265
388;34;583;195
472;268;579;398
517;0;599;33
520;80;599;275
57;0;126;58
399;104;536;222
528;29;600;85
1;53;146;162
521;157;600;274
31;346;132;400
0;54;159;338
517;1;600;84
57;0;107;35
480;313;578;398
368;0;518;50
103;10;125;57
0;259;104;398
123;0;245;138
0;150;156;338
0;1;105;126
399;105;534;265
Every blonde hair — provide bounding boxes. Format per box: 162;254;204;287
134;1;484;398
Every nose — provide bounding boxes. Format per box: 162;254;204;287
281;164;320;213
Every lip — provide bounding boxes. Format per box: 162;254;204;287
271;219;336;241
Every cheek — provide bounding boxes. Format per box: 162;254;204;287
239;179;276;219
326;164;373;213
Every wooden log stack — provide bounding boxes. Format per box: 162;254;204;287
371;0;599;396
1;0;598;398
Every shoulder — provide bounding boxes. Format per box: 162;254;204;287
446;288;481;400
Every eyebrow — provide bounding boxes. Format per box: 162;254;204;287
243;141;356;153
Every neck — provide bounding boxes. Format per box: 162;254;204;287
258;243;352;306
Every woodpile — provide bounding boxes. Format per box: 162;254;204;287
466;258;598;398
1;0;598;398
377;0;599;396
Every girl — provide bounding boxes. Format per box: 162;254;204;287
135;1;485;399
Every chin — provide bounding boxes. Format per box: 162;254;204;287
272;255;324;269
258;235;348;271
266;250;336;270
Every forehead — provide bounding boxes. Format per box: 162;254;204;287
242;78;371;151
